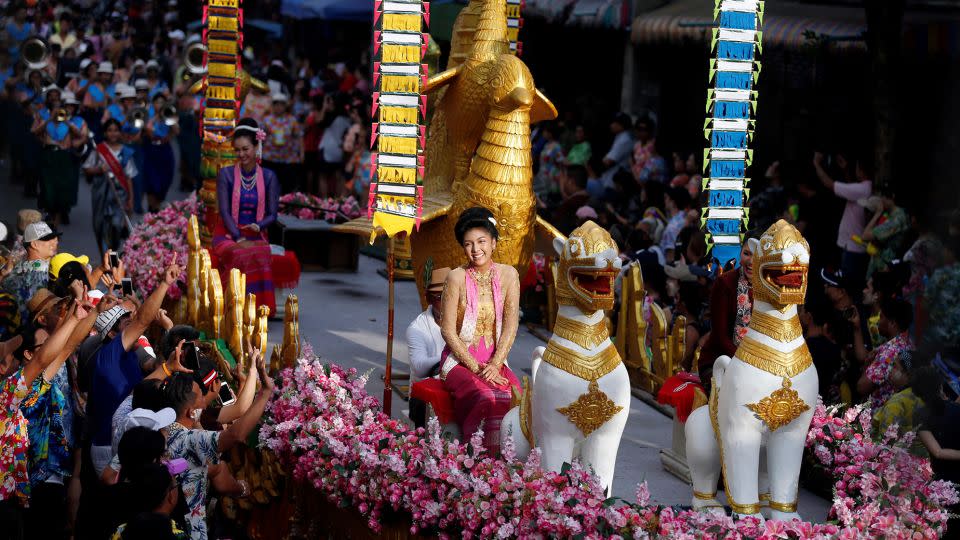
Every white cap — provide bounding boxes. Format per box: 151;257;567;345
43;85;62;97
79;58;92;71
167;29;185;41
122;407;177;435
97;61;114;74
270;59;284;68
133;79;149;90
95;305;130;334
116;84;136;100
23;221;61;243
146;59;160;70
271;92;288;103
132;59;145;69
63;91;79;105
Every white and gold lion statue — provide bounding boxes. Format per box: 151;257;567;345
501;221;630;493
685;219;815;520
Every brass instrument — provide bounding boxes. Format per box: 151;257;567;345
160;104;179;126
54;107;69;122
21;37;49;70
126;106;148;130
184;42;207;75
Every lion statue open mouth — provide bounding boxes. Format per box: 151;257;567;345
501;221;630;495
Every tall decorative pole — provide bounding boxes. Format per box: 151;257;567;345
701;0;764;268
371;0;430;415
190;0;268;247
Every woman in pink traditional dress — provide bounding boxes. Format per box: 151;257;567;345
212;118;279;314
440;207;522;455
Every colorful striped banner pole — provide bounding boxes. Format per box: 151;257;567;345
701;0;764;268
369;0;429;240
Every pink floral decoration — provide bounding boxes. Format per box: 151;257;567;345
121;195;198;300
279;192;362;224
260;354;958;539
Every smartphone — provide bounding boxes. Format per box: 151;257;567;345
109;251;120;269
182;342;200;373
217;381;237;406
121;278;133;297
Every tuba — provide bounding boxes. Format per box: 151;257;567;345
183;42;207;76
21;37;49;70
126;106;148;130
160;104;179;126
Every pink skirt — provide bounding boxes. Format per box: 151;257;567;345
442;338;520;456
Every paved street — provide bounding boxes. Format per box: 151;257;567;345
0;159;831;517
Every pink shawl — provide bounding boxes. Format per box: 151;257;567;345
232;165;266;235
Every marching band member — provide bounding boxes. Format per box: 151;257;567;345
143;93;178;212
32;86;82;227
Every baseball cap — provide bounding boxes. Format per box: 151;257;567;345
122;407;176;435
24;221;62;243
27;288;63;322
116;84;137;100
133;79;149;91
43;85;62;97
146;59;160;71
271;92;288;103
95;305;131;334
97;61;114;74
50;252;89;278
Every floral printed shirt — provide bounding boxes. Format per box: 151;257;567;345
867;206;910;277
865;332;913;410
3;259;50;324
21;366;74;488
872;388;928;458
733;270;752;345
0;369;30;505
262;114;302;164
165;422;220;540
533;141;565;197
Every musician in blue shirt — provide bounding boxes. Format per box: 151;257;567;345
32;87;83;227
143;93;179;212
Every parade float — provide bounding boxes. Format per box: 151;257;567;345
149;0;958;537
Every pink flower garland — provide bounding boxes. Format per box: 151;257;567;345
121;195;198;300
279;192;362;224
260;353;958;539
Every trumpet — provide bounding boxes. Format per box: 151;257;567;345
161;104;179;126
54;108;69;122
126;106;148;130
21;37;49;70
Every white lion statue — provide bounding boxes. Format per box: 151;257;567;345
501;221;630;494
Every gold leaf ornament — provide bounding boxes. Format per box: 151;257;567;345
745;378;809;431
557;381;624;437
